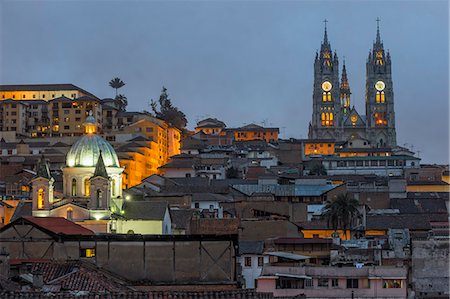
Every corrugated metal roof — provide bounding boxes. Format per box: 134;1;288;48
265;252;310;260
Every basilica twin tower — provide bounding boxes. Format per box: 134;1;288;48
308;20;397;148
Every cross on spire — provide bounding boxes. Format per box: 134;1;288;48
322;19;329;45
375;17;381;44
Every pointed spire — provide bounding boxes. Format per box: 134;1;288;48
36;155;52;180
376;17;381;44
93;151;109;179
323;19;329;45
341;59;348;84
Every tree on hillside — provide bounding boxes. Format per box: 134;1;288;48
322;193;359;240
150;86;187;129
109;77;125;97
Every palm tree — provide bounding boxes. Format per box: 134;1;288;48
109;77;125;97
116;94;128;112
322;193;359;240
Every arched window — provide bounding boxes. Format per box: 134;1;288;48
381;91;385;103
322;92;327;102
321;112;326;126
71;179;77;197
84;178;90;197
37;188;44;209
112;179;116;197
67;208;73;221
376;92;381;103
327;92;332;101
96;189;102;208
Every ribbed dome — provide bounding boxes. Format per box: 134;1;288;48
66;135;120;167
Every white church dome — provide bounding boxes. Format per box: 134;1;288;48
66;113;120;168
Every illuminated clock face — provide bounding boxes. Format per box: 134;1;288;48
322;81;332;92
375;80;385;91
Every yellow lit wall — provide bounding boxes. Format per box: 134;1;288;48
304;142;335;156
365;230;386;236
195;127;226;135
442;175;449;184
116;219;163;234
406;185;450;193
0;89;89;101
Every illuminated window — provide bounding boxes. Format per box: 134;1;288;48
376;51;383;65
80;248;95;258
376;92;381;103
327;92;332;101
322;92;327;101
37;188;44;209
84;178;90;196
383;280;402;288
72;178;77;196
381;91;385;103
67;208;73;221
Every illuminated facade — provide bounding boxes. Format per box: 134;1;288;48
309;21;397;148
0;84;101;137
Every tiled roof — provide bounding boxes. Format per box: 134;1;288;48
391;198;448;214
21;216;95;235
239;240;264;255
10;201;32;222
170;209;194;229
122;201;168;220
366;214;432;230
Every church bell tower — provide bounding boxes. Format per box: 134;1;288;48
309;20;343;140
365;19;397;147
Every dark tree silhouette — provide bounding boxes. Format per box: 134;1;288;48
109;77;125;97
322;193;359;240
151;87;187;129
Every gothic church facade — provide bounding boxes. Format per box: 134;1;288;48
308;21;397;148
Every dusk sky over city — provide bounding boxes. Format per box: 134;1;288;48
1;0;448;164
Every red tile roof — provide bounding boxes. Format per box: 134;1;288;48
22;216;95;235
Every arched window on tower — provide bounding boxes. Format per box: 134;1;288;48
327;92;332;102
37;188;44;209
376;92;381;103
381;91;385;103
96;189;103;208
71;179;77;197
321;112;326;126
322;92;327;102
84;178;90;197
329;113;334;125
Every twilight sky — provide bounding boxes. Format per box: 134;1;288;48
1;0;448;164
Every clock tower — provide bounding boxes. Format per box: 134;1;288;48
365;19;397;147
308;20;343;140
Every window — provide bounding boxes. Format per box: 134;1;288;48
11;111;17;116
146;127;153;132
194;202;200;209
258;257;264;267
84;178;90;196
71;179;77;196
64;125;70;130
66;208;73;221
331;278;339;288
112;179;116;197
96;189;103;208
185;173;191;178
37;188;45;209
276;278;304;289
75;110;81;114
245;257;252;267
80;248;95;258
347;279;359;289
305;279;313;288
318;278;329;288
383;280;402;288
313;234;320;238
43;94;45;98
